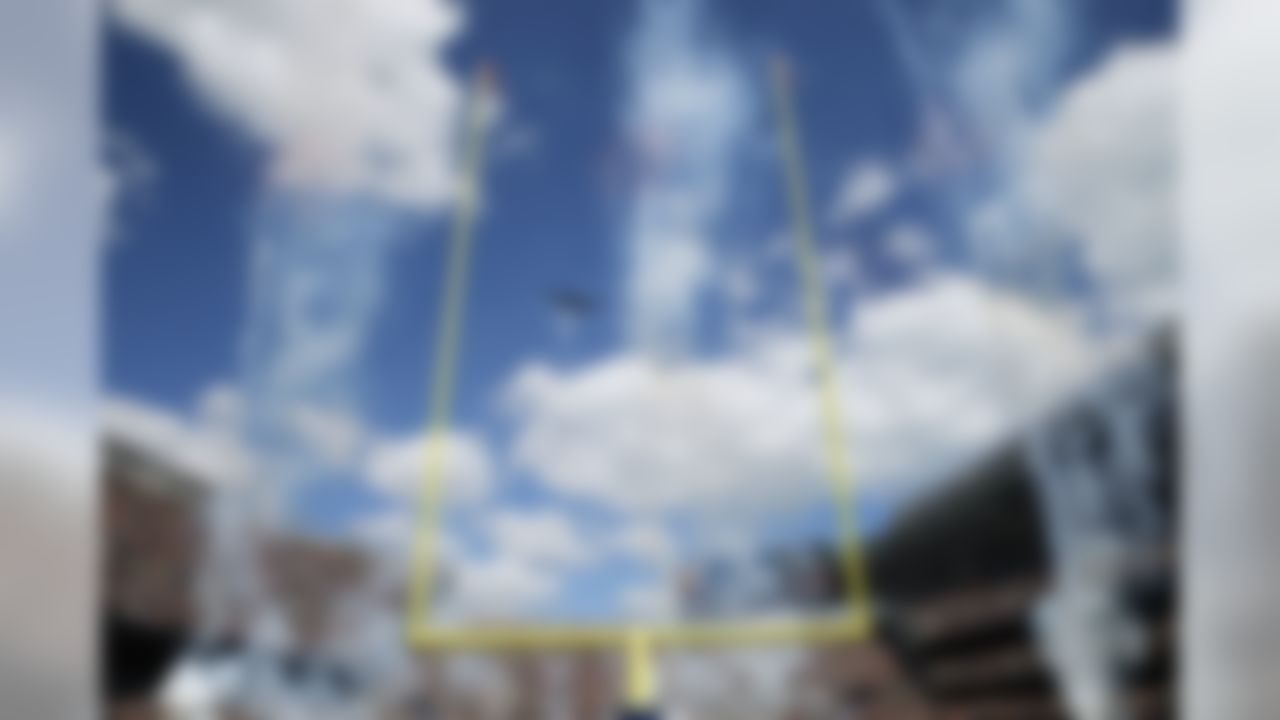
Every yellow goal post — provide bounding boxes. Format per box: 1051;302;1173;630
403;58;875;702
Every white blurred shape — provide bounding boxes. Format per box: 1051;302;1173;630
0;0;98;716
1185;0;1280;715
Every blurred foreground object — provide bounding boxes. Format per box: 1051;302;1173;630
0;0;99;717
1184;0;1280;716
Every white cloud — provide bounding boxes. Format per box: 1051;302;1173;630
883;221;935;268
365;429;494;506
418;506;680;622
504;274;1092;516
504;355;810;515
612;520;676;569
349;507;464;595
112;386;496;501
848;275;1090;437
439;554;558;620
385;503;601;621
288;405;363;469
197;382;242;433
104;393;248;487
135;381;366;478
1030;43;1176;325
830;160;898;226
621;582;678;621
420;508;595;620
112;0;466;209
485;508;593;571
621;0;752;356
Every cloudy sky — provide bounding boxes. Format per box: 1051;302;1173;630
103;0;1174;623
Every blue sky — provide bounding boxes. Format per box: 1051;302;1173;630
105;0;1174;622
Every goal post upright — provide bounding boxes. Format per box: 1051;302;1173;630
404;54;876;714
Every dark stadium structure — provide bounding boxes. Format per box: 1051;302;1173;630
807;333;1179;720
